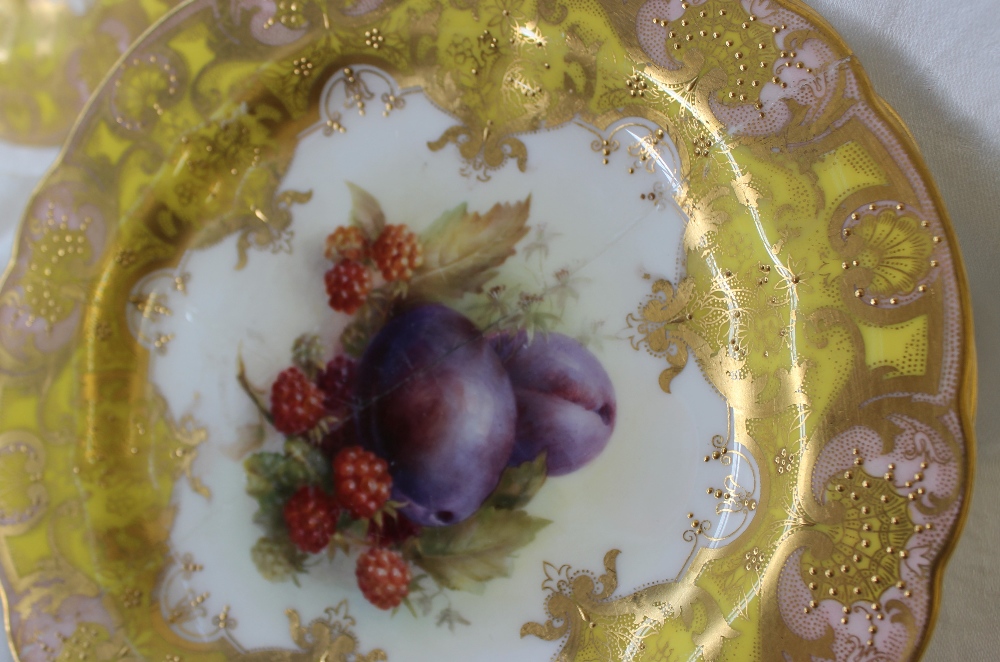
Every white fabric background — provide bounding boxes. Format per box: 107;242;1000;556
0;0;996;659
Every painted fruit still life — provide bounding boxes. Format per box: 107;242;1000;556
238;184;617;616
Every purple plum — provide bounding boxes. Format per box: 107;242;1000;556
356;304;516;527
494;332;616;475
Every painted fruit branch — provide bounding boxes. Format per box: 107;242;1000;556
241;184;617;615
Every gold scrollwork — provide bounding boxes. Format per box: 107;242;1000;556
235;605;387;662
627;277;697;393
522;550;740;661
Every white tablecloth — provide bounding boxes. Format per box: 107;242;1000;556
1;0;996;659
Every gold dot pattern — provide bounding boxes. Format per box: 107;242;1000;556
645;1;779;109
801;469;914;607
22;209;93;328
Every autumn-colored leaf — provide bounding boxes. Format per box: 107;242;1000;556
346;182;386;240
409;197;531;301
406;507;549;592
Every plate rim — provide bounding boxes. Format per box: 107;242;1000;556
0;0;977;659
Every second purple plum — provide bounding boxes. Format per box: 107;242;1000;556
494;332;617;475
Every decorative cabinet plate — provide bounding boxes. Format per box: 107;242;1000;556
0;0;974;660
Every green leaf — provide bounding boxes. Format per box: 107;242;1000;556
244;452;289;498
252;492;287;535
251;535;306;582
291;334;325;378
406;507;549;592
346;182;386;240
482;454;547;511
244;441;328;500
409;197;532;301
283;437;331;486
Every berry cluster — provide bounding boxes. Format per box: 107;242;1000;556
242;186;607;625
264;349;418;610
323;223;424;314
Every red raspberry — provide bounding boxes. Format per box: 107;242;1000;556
333;446;391;519
371;225;424;281
355;548;411;610
283;486;339;554
325;226;369;262
325;260;373;314
367;513;422;547
271;367;326;435
316;355;357;414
